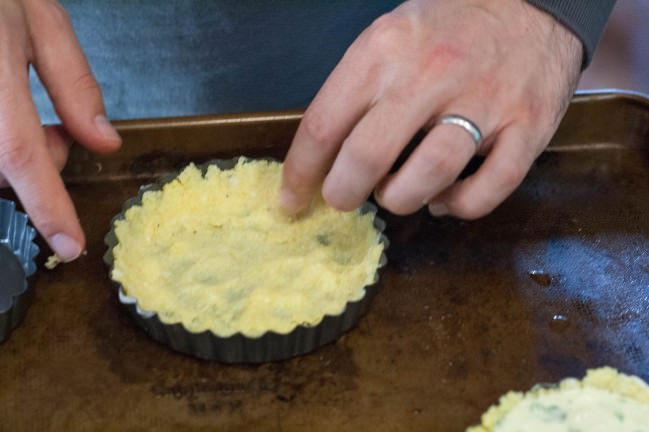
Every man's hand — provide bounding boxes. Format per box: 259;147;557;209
281;0;582;218
0;0;120;262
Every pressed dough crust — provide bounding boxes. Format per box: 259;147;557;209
467;367;649;432
111;159;384;337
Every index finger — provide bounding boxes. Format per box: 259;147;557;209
1;53;84;262
26;0;121;154
280;42;377;214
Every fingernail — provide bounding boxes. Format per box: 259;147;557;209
49;233;83;262
95;115;121;142
428;202;449;217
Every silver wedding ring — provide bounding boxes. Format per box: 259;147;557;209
436;114;483;151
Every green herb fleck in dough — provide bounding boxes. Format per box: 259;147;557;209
316;233;331;246
530;402;567;422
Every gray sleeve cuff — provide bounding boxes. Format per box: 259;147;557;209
525;0;617;69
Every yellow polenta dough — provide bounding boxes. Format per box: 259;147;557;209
467;367;649;432
111;159;384;338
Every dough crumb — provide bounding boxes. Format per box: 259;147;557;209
44;254;62;270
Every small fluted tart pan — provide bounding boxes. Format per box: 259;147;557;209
0;198;39;343
104;158;388;363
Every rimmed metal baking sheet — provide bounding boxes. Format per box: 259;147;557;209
0;91;648;431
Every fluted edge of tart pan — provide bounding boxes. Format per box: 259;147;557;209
103;158;389;363
0;198;39;343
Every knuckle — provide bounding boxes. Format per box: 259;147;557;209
344;140;385;175
447;161;529;220
321;188;341;210
29;208;59;237
49;70;101;107
301;108;337;147
43;0;73;27
27;0;73;28
72;71;100;94
322;183;353;212
0;136;34;174
375;181;423;217
0;88;16;111
448;196;489;220
380;198;416;216
363;13;409;55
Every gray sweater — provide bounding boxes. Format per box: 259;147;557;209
31;1;617;121
526;0;617;67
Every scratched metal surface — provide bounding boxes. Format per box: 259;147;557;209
1;92;648;431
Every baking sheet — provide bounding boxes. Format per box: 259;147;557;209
1;91;648;431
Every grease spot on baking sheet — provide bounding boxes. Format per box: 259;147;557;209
528;270;553;287
549;314;570;333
